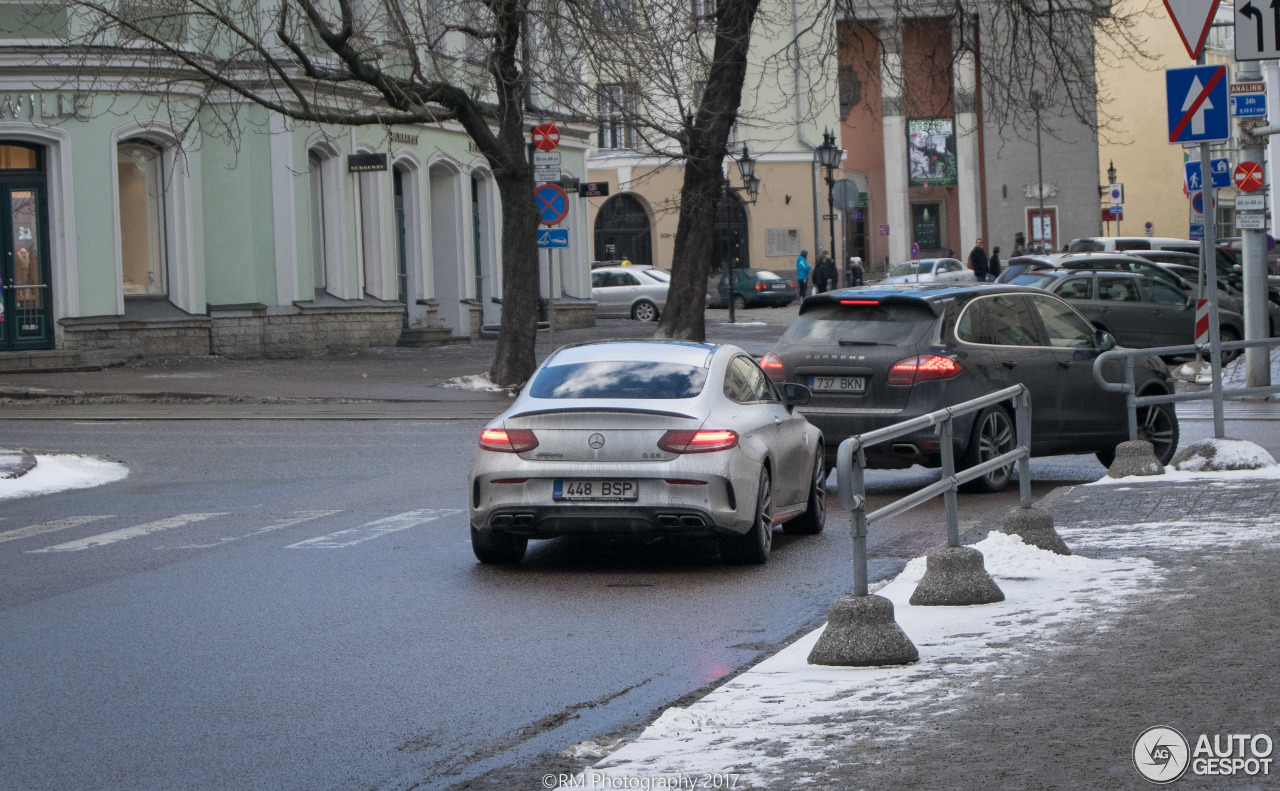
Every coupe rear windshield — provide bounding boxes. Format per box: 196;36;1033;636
783;303;936;345
890;261;936;276
530;361;708;399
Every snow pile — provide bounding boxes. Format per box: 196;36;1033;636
1087;462;1280;486
440;373;506;392
562;531;1162;787
0;455;129;501
1170;438;1276;471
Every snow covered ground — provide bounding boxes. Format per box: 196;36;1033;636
559;464;1280;789
0;455;128;501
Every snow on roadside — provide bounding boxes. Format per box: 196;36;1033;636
1086;462;1280;486
0;455;128;501
562;532;1162;786
440;373;507;392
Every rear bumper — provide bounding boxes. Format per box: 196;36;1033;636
798;406;977;469
480;504;728;538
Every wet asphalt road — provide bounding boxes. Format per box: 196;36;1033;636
0;420;1115;791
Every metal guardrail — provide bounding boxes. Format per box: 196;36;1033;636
835;384;1032;596
1092;338;1280;440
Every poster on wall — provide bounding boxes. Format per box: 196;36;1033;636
907;118;957;187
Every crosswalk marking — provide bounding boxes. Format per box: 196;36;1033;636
0;516;115;545
159;511;342;549
286;509;461;549
27;513;226;553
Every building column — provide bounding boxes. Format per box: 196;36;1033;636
881;24;909;265
953;26;981;254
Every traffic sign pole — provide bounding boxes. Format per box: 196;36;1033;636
1194;51;1226;438
1238;60;1272;389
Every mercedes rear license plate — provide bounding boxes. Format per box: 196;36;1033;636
554;480;639;501
810;376;866;393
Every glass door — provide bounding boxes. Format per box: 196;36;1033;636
1;185;53;351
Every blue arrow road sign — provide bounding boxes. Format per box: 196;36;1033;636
1166;65;1230;144
537;229;569;248
1185;158;1231;190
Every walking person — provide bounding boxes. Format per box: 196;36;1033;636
967;237;989;282
795;249;810;296
848;256;864;287
988;246;1001;282
1012;232;1028;257
813;253;837;294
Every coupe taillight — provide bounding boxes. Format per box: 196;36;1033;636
760;352;786;383
658;429;739;454
478;428;539;452
886;355;963;386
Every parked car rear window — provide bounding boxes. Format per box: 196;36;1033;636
890;261;936;277
530;361;708;399
1008;274;1057;289
755;270;784;281
646;268;671;282
783;303;935;345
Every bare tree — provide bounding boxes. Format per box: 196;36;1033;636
50;0;591;385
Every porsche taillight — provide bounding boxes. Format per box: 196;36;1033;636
886;355;963;386
658;429;739;453
478;428;539;452
760;352;786;383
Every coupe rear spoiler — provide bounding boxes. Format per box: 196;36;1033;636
507;407;700;420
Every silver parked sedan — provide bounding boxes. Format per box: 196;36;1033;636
468;340;826;565
590;266;669;321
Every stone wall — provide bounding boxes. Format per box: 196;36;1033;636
552;301;596;330
210;302;405;359
60;316;212;366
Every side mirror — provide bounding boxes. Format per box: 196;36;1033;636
1096;330;1117;352
782;382;812;410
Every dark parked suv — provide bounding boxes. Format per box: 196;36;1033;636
760;284;1178;490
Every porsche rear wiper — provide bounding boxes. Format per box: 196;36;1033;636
838;339;888;346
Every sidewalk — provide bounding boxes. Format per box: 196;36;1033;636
557;468;1280;789
0;312;795;411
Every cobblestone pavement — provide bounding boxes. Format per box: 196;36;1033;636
766;479;1280;789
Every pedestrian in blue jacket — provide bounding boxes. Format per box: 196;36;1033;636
796;249;811;295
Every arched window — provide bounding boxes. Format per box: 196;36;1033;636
308;148;332;295
593;193;651;266
117;139;168;295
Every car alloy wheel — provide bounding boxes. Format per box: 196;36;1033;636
721;469;772;564
784;452;826;535
960;406;1015;493
732;294;747;311
1136;402;1179;465
631;300;659;322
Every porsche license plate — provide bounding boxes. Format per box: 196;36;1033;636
809;376;866;392
554;479;638;501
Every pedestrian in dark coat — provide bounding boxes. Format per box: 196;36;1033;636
988;246;1001;281
967;238;989;282
813;254;837;293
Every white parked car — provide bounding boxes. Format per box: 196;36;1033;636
880;258;975;285
590;266;669;321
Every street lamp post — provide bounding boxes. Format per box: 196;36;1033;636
725;145;759;324
1030;90;1047;251
1107;160;1119;236
815;129;845;290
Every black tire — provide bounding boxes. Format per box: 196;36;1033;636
784;451;826;535
1218;328;1241;364
959;405;1016;493
1095;448;1115;468
631;300;659;322
732;294;747;311
470;525;528;564
720;468;772;564
1136;400;1179;465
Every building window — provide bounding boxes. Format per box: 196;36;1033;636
598;84;638;150
308;149;331;294
118;139;169;296
692;0;716;27
597;0;633;26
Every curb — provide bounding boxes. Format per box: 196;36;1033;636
0;448;37;480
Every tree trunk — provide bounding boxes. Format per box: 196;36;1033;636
489;171;543;386
656;0;764;342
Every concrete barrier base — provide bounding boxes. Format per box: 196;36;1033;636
1107;440;1164;478
808;594;919;667
1002;507;1070;555
909;546;1005;606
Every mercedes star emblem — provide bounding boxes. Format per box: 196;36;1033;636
588;433;606;449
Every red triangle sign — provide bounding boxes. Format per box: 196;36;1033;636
1163;0;1222;59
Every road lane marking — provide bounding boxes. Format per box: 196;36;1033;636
26;513;227;553
286;509;461;549
0;516;115;545
158;511;343;549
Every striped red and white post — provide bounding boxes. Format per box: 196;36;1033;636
1195;298;1210;346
